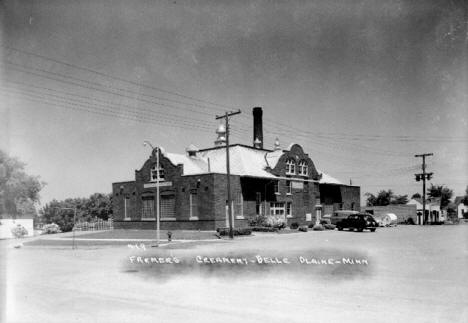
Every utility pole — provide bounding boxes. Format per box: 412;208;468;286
414;153;433;225
216;109;241;239
144;141;160;247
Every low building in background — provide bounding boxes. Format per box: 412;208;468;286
112;107;360;230
453;196;467;220
362;205;417;225
407;197;444;224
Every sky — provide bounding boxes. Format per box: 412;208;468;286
0;0;467;206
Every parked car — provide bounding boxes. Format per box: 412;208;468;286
330;210;360;225
336;213;378;232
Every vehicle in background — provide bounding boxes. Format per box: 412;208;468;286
336;213;379;232
330;210;360;225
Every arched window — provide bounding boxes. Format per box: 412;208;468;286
298;160;308;176
150;164;165;182
285;159;296;175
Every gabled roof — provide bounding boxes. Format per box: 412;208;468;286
164;144;344;184
407;197;441;207
454;196;466;205
317;171;343;185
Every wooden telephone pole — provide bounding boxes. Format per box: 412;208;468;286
414;153;433;225
216;110;241;239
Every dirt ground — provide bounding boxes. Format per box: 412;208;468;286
1;224;467;323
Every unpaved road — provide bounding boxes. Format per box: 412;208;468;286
2;225;467;323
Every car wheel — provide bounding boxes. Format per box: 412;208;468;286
370;228;376;232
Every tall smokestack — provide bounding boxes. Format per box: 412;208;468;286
252;107;263;149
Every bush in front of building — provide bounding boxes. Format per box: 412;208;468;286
249;215;286;229
11;224;28;238
42;223;62;234
312;224;325;231
216;227;252;236
290;222;299;229
298;225;308;232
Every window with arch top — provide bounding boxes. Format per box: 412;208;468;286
150;164;165;182
285;159;296;175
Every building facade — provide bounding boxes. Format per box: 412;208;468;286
112;108;360;230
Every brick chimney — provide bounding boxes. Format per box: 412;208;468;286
253;107;263;149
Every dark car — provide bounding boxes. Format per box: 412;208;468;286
336;213;378;232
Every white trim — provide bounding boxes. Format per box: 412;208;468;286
189;216;199;221
235;215;245;220
286;201;292;218
141;218;155;221
161;217;176;221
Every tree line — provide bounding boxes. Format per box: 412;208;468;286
365;184;455;208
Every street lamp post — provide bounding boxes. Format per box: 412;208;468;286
144;141;160;247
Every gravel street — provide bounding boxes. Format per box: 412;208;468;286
2;224;468;323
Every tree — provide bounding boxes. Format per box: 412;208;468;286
365;190;394;206
391;194;409;205
411;193;421;199
0;150;44;218
40;193;112;232
365;190;408;206
427;184;453;208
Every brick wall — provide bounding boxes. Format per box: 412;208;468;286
113;149;218;230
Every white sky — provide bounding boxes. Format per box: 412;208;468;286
1;0;467;206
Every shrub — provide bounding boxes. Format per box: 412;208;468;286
249;215;268;227
405;217;415;225
290;222;299;229
265;214;287;229
42;223;62;234
323;223;336;230
320;219;331;225
216;227;252;236
251;227;279;232
250;214;286;230
313;224;325;231
298;225;308;232
11;224;28;238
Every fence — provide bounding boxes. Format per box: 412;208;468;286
74;218;113;231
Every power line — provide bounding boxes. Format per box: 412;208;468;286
2;44;233;112
3;61;219;118
1;81;217;130
0;88;217;132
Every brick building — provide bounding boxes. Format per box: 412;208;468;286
112;107;360;230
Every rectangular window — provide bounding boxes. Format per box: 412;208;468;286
189;193;198;220
141;197;155;219
270;202;285;215
150;165;165;182
286;180;292;195
124;197;130;220
286;160;296;175
234;191;244;219
286;202;292;218
160;196;175;220
274;181;279;194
